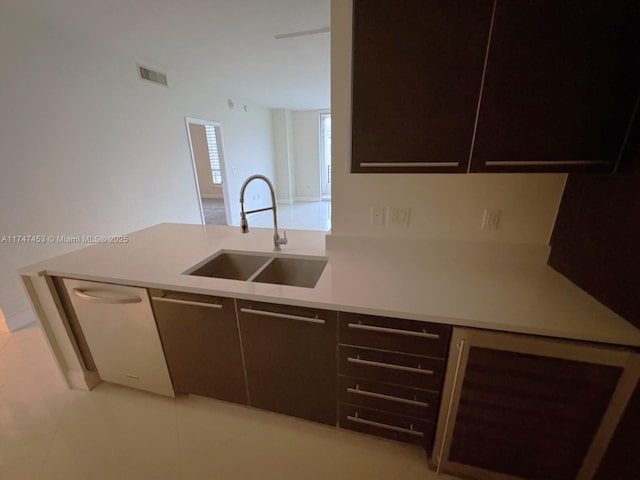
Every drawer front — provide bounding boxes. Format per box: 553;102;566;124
237;299;337;325
339;312;451;358
339;346;444;391
340;404;434;449
339;376;439;420
149;289;227;307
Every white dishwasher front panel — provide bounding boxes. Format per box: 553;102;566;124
63;278;174;397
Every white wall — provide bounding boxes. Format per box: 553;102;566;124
0;6;273;330
292;110;322;201
330;0;566;244
272;109;295;203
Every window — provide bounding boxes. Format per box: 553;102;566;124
205;125;222;185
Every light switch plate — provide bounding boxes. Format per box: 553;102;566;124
388;207;411;227
482;208;501;230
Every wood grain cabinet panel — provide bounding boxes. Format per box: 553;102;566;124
339;312;451;358
151;290;248;404
339;345;444;391
237;300;338;425
337;312;449;450
350;0;494;173
339;404;434;449
471;0;639;172
339;376;439;420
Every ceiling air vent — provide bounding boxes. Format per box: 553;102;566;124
137;65;168;86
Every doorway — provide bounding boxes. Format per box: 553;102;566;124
185;117;231;225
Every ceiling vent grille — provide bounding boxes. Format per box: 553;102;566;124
137;65;168;86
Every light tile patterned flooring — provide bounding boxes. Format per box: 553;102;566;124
0;325;461;479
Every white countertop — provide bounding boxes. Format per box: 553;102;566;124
20;223;640;347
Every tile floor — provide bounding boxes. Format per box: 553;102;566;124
0;325;461;479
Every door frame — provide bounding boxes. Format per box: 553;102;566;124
319;111;331;200
184;117;231;225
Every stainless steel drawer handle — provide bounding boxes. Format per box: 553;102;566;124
347;413;424;437
73;288;142;304
347;356;434;375
153;297;223;309
359;162;459;168
348;322;440;339
347;386;429;407
240;307;325;325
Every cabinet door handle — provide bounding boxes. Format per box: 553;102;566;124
348;322;440;339
347;414;424;437
152;297;223;309
73;288;141;304
359;162;459;168
347;356;434;375
347;386;429;407
240;307;325;325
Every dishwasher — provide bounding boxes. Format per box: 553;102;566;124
63;278;174;397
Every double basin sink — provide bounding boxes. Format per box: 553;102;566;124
184;250;328;288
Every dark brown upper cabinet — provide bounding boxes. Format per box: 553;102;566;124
350;0;494;173
471;0;639;173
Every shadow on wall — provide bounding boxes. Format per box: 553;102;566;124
0;307;9;333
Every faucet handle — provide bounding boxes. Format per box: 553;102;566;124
282;231;288;244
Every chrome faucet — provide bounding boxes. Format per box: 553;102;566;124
239;174;287;250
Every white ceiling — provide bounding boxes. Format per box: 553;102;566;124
7;0;331;110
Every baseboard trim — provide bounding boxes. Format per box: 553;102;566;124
6;308;37;332
295;196;322;202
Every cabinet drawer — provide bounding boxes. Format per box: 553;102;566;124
339;404;434;449
339;346;444;391
237;299;337;325
339;312;451;358
149;289;226;307
339;376;439;421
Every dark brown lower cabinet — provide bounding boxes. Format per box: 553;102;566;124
237;300;337;425
433;328;640;480
151;290;247;404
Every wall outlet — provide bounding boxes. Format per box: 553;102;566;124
482;208;501;230
388;207;411;227
370;207;386;225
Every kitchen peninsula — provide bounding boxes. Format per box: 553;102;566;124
18;223;640;480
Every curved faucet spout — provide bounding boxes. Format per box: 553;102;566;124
239;175;288;250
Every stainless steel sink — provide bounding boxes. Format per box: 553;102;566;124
184;250;327;288
251;257;328;288
185;252;272;281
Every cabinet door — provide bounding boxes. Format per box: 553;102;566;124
433;328;640;480
350;0;494;173
151;291;247;405
237;300;337;425
471;0;639;172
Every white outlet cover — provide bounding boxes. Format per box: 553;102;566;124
370;207;385;226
